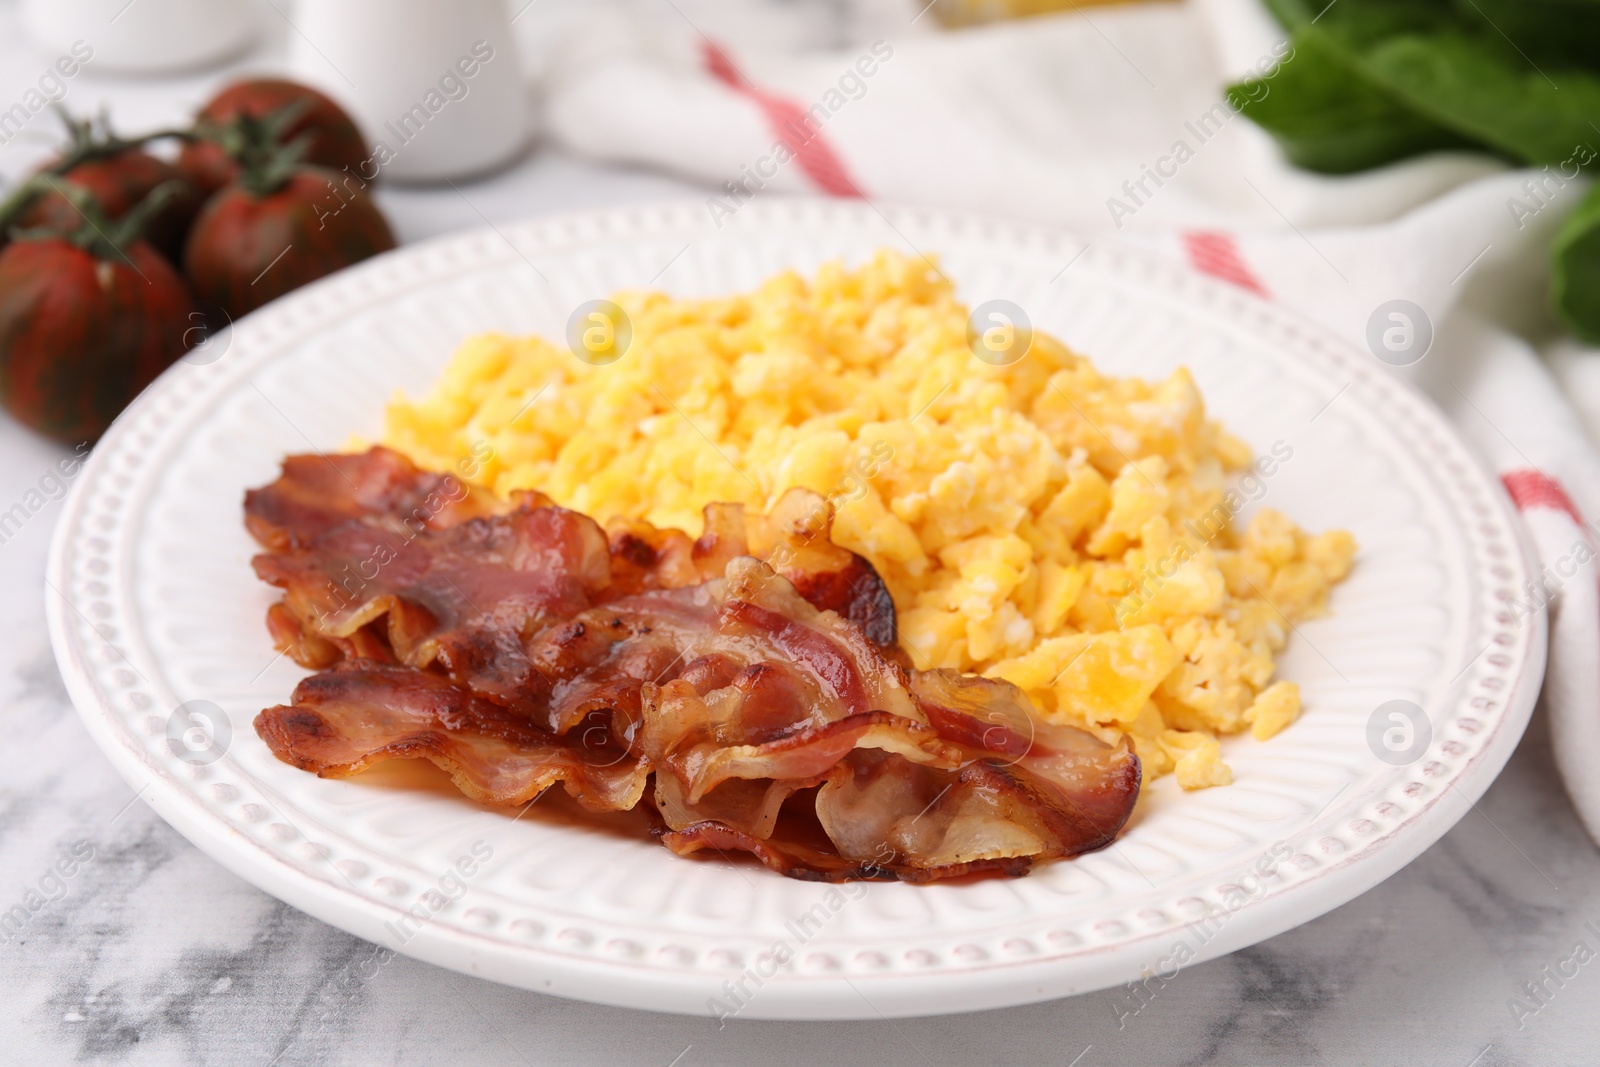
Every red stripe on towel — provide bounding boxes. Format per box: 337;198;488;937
1503;470;1586;527
1183;231;1268;296
701;40;864;198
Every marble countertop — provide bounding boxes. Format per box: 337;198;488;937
4;3;1600;1064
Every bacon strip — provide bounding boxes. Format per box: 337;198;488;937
253;503;612;714
256;661;648;812
245;450;898;681
243;447;516;552
663;666;1138;882
247;450;1139;882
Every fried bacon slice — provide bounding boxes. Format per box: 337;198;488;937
243;447;514;552
657;590;1140;882
686;494;897;646
247;450;1139;882
254;501;613;713
245;449;897;684
256;661;648;812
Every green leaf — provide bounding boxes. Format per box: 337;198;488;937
1552;181;1600;343
1240;0;1600;173
1228;30;1476;174
1364;32;1600;167
1453;0;1600;70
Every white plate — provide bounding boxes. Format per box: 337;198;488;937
47;199;1545;1020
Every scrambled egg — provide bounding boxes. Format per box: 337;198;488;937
381;251;1355;787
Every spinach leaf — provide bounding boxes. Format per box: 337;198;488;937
1228;31;1476;173
1237;0;1600;173
1553;182;1600;343
1454;0;1600;70
1366;32;1600;166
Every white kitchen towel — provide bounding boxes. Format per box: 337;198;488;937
533;0;1600;845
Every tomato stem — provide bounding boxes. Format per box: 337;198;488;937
8;177;187;262
193;100;314;198
0;106;193;238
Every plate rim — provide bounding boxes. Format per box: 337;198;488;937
46;196;1548;1019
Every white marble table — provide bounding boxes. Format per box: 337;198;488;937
4;3;1600;1064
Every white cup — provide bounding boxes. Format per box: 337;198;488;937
286;0;531;184
21;0;258;74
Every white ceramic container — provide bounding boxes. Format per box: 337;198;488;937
285;0;530;183
21;0;257;73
